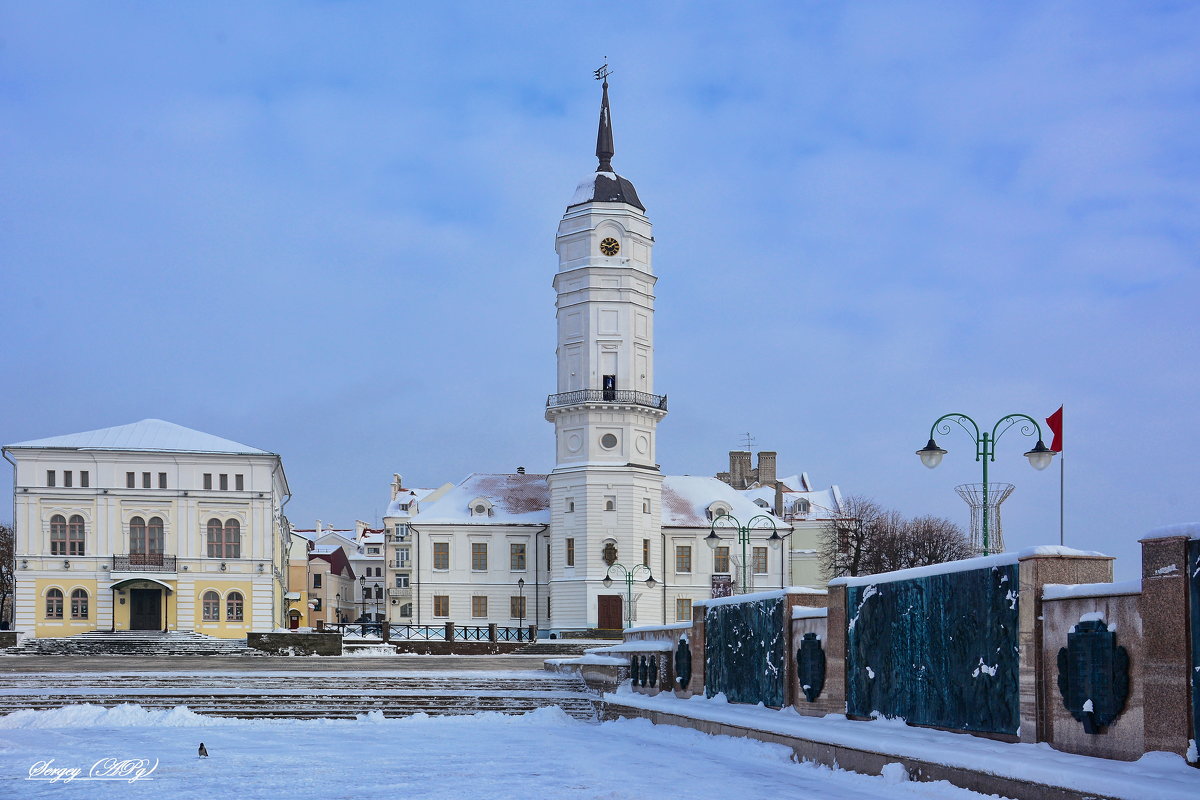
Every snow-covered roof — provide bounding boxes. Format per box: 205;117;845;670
567;171;644;211
661;475;789;529
385;487;439;518
413;473;551;525
737;484;843;519
5;418;273;455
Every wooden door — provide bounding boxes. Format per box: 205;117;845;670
129;589;161;631
597;595;623;630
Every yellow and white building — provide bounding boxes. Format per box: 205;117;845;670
2;419;291;639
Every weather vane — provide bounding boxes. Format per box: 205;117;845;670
594;60;611;83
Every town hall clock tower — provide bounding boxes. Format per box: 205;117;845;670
545;73;667;630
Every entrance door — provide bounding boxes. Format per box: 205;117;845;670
129;589;161;631
597;595;623;630
288;611;301;630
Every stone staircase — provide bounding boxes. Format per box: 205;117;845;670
513;641;598;656
4;630;253;657
0;672;598;720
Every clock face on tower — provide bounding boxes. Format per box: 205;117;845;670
599;237;620;256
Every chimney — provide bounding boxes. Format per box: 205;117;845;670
774;482;785;517
757;451;777;486
729;451;751;489
517;466;526;475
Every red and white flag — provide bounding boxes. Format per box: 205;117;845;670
1046;405;1063;453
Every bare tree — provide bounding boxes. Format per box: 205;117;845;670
820;499;971;579
0;523;13;628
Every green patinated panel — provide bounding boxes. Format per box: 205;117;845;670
704;597;785;707
846;563;1020;735
1189;539;1200;759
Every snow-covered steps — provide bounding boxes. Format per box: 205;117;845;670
5;630;254;657
0;672;599;721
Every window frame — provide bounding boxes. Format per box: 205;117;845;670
509;542;527;572
202;590;220;621
433;595;450;618
510;595;526;619
675;598;693;622
70;588;88;619
565;538;575;567
752;546;769;575
45;588;64;619
432;542;450;571
471;595;488;618
50;515;67;555
713;545;731;574
674;545;693;574
470;542;488;572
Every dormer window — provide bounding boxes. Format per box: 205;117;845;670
706;502;732;521
469;497;494;518
754;498;770;509
793;499;810;515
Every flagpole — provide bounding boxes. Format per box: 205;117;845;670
1059;450;1064;547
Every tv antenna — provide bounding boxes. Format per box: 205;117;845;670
739;432;757;453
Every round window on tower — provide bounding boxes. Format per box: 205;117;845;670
600;433;618;450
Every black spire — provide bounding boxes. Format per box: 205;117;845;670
596;75;615;173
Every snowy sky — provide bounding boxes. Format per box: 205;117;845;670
2;2;1197;577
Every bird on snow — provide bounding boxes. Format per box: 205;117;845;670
198;743;208;758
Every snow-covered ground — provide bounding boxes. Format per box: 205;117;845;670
0;704;1002;800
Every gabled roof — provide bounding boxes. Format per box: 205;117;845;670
414;473;550;525
5;419;273;455
661;475;790;529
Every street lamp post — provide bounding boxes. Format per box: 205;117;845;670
373;582;381;622
603;562;658;630
705;514;778;595
334;593;341;625
767;528;794;589
517;578;526;635
916;413;1056;556
359;575;367;623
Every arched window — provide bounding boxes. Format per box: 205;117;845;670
70;588;88;619
202;590;220;621
206;519;223;558
50;515;67;555
67;515;85;555
399;603;412;617
46;588;63;619
224;519;240;559
147;517;164;554
129;517;147;554
226;591;244;622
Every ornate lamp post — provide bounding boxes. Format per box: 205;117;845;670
705;514;778;594
767;528;794;589
916;413;1056;556
603;562;658;630
517;578;526;632
373;582;381;622
359;575;367;623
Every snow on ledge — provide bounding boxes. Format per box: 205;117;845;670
624;623;692;634
828;546;1109;588
546;654;628;666
1140;522;1200;541
1043;579;1142;600
694;586;826;609
792;606;828;620
587;641;673;654
604;688;1200;800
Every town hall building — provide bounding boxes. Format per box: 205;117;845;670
384;78;844;634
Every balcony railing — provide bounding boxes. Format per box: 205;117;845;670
112;554;177;572
546;389;667;411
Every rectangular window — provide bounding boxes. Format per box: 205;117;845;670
203;473;212;490
127;472;136;489
46;470;55;487
510;595;527;619
675;598;693;622
472;596;488;618
394;574;410;589
80;471;89;488
675;545;692;574
713;546;730;574
433;542;450;571
566;498;575;513
643;498;650;513
142;472;151;489
219;474;229;491
566;538;575;567
235;474;244;491
395;547;411;568
752;546;769;575
63;471;72;488
642;539;650;567
158;473;167;489
433;595;450;617
471;542;488;571
510;543;527;571
313;574;322;588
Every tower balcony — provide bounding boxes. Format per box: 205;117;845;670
546;389;667;412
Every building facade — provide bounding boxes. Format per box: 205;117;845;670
374;79;847;634
3;419;291;638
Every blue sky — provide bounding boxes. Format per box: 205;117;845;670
2;2;1197;577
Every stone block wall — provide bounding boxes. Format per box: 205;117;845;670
247;631;342;656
